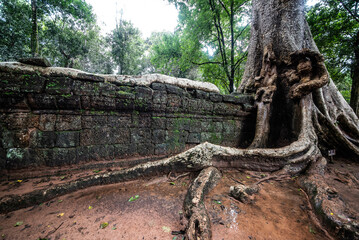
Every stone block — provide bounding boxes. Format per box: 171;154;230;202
0;74;21;93
98;82;119;97
49;148;77;166
152;117;166;129
45;77;73;95
87;145;102;161
187;99;199;113
0;94;28;110
131;128;151;144
18;57;51;67
138;114;151;128
113;144;129;158
115;98;135;111
19;74;45;93
155;143;168;155
153;91;167;105
135;86;153;100
166;130;188;147
0;148;6;169
29;130;56;148
39;114;56;131
92;115;108;127
189;119;202;133
5;148;32;169
56;115;81;131
80;95;91;110
97;145;114;160
56;95;81;110
1;129;30;148
112;128;131;144
137;143;154;156
201;120;212;132
153;129;166;144
55;131;79;148
151;83;166;91
223;94;243;104
167;94;182;112
195;90;209;100
80;129;93;146
166;84;186;96
209;92;223;102
90;96;116;110
76;73;105;82
108;115;131;128
1;113;38;130
187;132;201;144
28;94;57;110
73;80;100;96
92;128;111;145
201;132;223;144
77;146;89;162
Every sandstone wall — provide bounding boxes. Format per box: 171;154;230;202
0;63;255;176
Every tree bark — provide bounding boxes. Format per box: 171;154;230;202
31;0;39;57
350;30;359;116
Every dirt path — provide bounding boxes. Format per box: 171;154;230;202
0;169;329;240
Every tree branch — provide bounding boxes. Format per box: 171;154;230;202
234;52;248;71
339;0;359;23
218;0;230;17
192;61;222;66
234;23;250;42
234;0;250;12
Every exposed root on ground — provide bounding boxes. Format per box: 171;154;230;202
183;167;221;240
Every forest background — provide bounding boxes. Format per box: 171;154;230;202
0;0;358;113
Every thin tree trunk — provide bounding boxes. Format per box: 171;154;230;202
230;0;235;93
31;0;39;57
350;31;359;116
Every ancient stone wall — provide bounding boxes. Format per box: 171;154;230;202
0;63;255;177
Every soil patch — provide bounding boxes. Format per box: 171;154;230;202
0;169;330;240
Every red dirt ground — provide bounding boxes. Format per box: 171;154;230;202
0;168;331;240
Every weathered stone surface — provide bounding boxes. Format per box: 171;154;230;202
39;114;56;131
230;184;259;203
56;115;81;131
209;92;223;102
188;133;201;144
18;57;51;67
151;82;166;91
56;131;79;148
29;130;57;148
0;64;255;170
27;94;56;110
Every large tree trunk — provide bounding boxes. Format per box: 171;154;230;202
236;0;359;238
238;0;359;157
350;31;359;116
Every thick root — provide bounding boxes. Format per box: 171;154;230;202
300;158;359;240
183;167;221;240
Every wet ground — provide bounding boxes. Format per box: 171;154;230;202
0;168;331;240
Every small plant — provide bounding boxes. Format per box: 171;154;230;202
14;221;23;227
128;195;139;202
100;222;109;229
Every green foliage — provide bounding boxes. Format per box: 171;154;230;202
167;0;251;93
149;32;195;78
109;18;146;75
0;0;114;73
0;0;32;60
307;0;359;102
